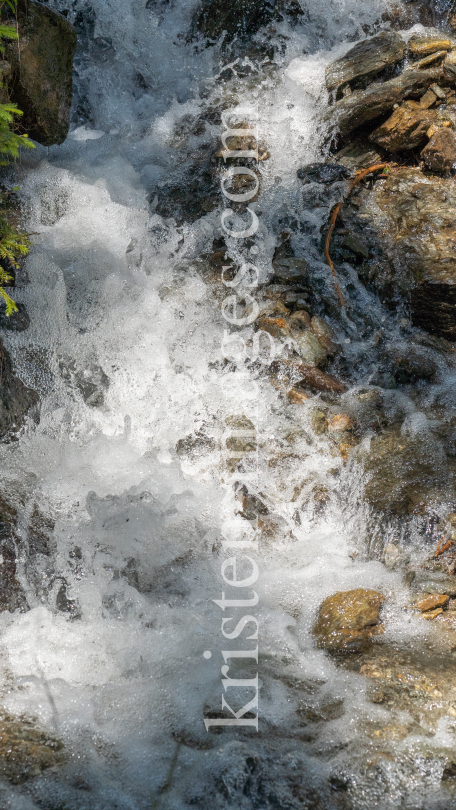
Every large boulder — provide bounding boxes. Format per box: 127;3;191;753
2;0;77;145
334;166;456;339
313;589;384;652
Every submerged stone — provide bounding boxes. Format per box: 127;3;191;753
360;425;449;516
3;0;77;145
325;32;406;98
313;589;384;652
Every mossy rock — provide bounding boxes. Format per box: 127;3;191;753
0;712;64;783
3;0;77;146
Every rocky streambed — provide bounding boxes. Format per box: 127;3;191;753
3;0;456;808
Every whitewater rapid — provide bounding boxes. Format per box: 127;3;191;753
0;0;452;807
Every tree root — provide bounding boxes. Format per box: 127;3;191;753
324;162;391;308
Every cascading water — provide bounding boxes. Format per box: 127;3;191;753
1;0;456;807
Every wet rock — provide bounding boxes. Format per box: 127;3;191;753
293;330;328;367
421;126;456;172
0;495;27;612
176;429;216;459
296;163;351;184
311;408;328;435
332;141;382;172
287;387;309;404
326;32;406;99
420;87;439;108
415;593;449;611
313;588;384;652
360;424;449;516
190;0;302;44
270;359;347;394
442;761;456;780
327;413;354;433
310;316;340;355
3;0;77;146
58;356;109;407
382;342;438;383
338;167;456;339
289;309;311;329
326;67;442;139
0;712;63;783
0;339;38;439
26;503;55;557
408;33;453;58
271;240;308;284
369;103;439;151
0;302;29;332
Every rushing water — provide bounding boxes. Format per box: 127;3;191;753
2;0;456;807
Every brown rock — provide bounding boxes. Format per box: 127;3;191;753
287;388;309;404
420;88;438;108
325;32;406;98
328;414;354;432
421;127;456;172
408;34;453;58
416;593;449;612
325;67;442;138
337;167;456;339
369;103;439;151
269;360;347;394
313;589;384;652
0;712;64;783
416;50;448;69
289;310;311;329
421;607;444;619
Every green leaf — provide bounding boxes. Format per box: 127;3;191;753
0;24;18;40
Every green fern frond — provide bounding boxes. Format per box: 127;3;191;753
0;24;17;40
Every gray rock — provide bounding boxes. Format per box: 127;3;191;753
326;32;406;98
0;339;38;439
297;163;351;184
